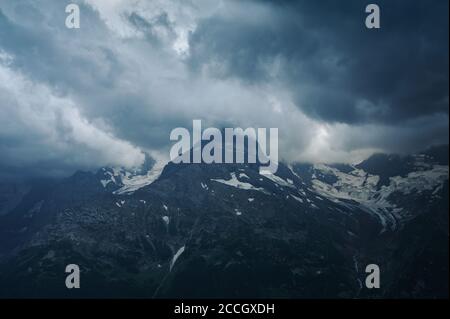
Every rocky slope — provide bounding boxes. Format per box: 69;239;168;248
0;146;447;298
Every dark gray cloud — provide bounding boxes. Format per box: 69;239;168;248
0;0;448;178
188;0;449;124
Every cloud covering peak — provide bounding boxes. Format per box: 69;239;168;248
0;0;448;178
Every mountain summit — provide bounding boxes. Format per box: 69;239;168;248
0;146;448;298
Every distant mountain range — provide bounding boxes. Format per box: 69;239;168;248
0;145;448;298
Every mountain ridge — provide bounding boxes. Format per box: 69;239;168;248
0;145;447;298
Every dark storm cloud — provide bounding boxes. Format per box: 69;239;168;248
0;1;180;154
188;0;449;124
0;0;448;179
0;3;125;95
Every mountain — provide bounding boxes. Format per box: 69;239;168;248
0;146;448;298
95;153;165;195
0;181;30;216
292;145;449;232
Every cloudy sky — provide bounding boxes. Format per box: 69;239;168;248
0;0;448;178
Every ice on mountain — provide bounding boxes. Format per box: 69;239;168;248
309;162;449;232
211;173;266;193
290;194;303;203
114;155;167;195
239;173;250;179
288;164;301;179
100;170;118;188
100;179;111;187
261;173;296;188
388;165;448;195
432;184;442;195
170;246;185;271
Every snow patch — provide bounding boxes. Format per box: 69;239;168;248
200;182;209;190
290;194;303;203
100;170;117;188
262;173;296;188
211;173;267;193
311;163;449;233
114;155;167;195
170;246;185;271
239;173;250;179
